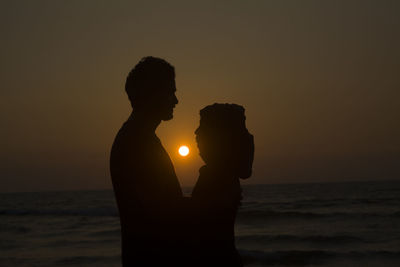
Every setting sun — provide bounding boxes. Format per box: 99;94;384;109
178;145;190;157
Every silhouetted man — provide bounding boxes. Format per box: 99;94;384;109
110;57;184;266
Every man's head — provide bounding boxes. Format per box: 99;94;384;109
125;56;178;121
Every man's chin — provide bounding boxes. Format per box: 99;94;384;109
161;112;174;121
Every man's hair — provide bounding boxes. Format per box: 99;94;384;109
125;56;175;107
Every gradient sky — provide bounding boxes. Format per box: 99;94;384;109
1;0;399;192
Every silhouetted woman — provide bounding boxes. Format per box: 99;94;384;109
191;103;254;266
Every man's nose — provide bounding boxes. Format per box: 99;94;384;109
173;94;178;105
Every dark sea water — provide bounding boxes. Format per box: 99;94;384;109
1;181;400;266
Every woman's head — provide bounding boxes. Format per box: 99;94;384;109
195;103;254;178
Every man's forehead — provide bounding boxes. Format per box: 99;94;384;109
156;78;175;94
168;78;176;91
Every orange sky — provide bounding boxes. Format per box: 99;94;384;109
1;1;399;192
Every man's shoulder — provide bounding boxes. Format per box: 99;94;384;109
111;121;141;157
111;120;160;159
113;120;148;143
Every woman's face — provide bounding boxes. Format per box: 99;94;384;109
195;127;254;178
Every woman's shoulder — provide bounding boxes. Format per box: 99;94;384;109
192;166;241;199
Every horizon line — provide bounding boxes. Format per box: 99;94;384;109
1;178;399;194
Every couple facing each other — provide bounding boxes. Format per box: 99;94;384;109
110;56;254;267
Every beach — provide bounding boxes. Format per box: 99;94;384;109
1;181;400;266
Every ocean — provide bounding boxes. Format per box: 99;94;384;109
1;181;400;266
